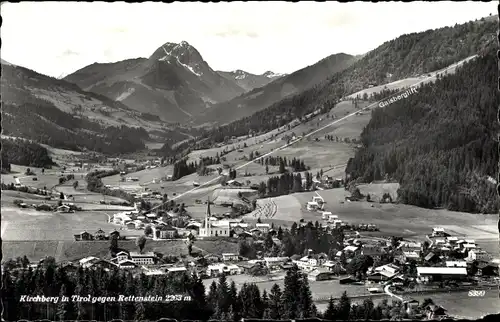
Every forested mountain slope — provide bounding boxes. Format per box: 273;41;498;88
345;48;498;214
192;16;496;148
198;53;358;125
1;63;162;155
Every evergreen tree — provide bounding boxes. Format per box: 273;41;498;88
281;265;302;319
297;275;314;318
338;291;351;320
324;297;337;320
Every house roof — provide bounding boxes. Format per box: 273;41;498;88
343;246;359;252
417;267;467;275
370;270;396;278
79;257;99;265
308;267;332;276
116;251;129;256
118;259;136;265
167;267;187;272
424;252;436;261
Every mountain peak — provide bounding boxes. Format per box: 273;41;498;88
263;71;285;78
151;41;203;65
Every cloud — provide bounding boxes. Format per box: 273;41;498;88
214;27;259;39
109;27;128;34
61;49;80;57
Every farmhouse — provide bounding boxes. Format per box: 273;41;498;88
94;229;106;240
117;259;137;269
115;251;129;262
263;257;289;270
308;267;336;281
79;256;99;268
477;262;499;276
222;253;240;262
293;250;328;271
129;252;155;265
416;267;468;283
425;305;448;320
109;230;120;239
207;264;241;277
91;259;119;271
255;223;271;234
153;225;177;239
402;250;420;261
57;205;72;213
342;245;359;257
367;264;400;281
432;227;446;237
74;231;93;241
306;201;320;211
166;266;188;276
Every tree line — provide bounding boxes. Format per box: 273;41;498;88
1;260;421;321
1;138;56;171
255;171;316;197
346;48;498;214
172;159;198;180
255;156;309;173
85;170;135;204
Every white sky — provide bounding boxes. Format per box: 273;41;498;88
1;1;495;78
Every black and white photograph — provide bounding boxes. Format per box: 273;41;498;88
1;1;499;321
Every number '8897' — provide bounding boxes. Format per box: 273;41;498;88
468;290;485;297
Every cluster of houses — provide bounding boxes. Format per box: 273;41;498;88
74;229;121;241
109;201;272;240
14;199;80;213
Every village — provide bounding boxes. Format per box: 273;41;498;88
20;188;498;320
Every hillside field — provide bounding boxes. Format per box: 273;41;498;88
1;238;239;263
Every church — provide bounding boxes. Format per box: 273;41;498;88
198;201;231;237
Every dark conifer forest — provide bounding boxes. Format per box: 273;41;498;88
1;138;56;170
2;262;415;321
346;49;498;214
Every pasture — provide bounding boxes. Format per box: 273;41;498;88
345;55;478;100
316;290;499;318
2;239;189;263
1;238;238;263
0;206;137;241
244;184;499;254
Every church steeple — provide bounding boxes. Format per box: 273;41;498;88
205;197;211;231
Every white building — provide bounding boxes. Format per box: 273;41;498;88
207;264;241;277
117;259;137;269
432;227;445;237
445;261;467;267
468;249;491;262
306;201;319;211
263;257;289;269
115;251;129;262
129;252;155;265
292;250;328;271
321;211;333;220
79;256;99;268
255;223;271;234
222;253;240;262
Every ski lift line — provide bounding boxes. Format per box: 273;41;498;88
149;58;472;211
